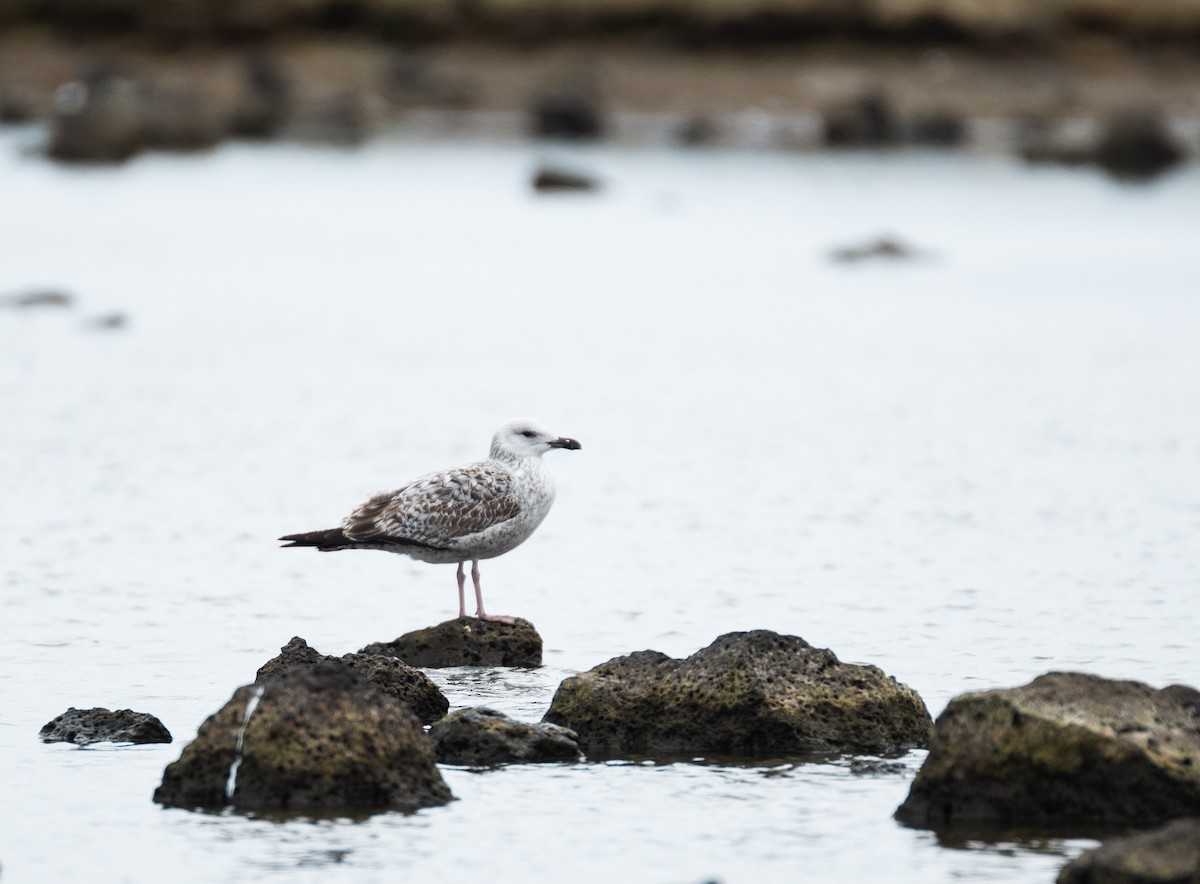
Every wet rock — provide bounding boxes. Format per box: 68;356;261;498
543;630;933;759
360;617;542;668
229;55;291;140
530;91;604;140
829;236;920;263
849;758;909;776
822;93;900;147
46;66;143;163
256;636;448;724
431;707;582;765
0;289;74;308
1093;112;1185;181
895;672;1200;829
0;89;37;123
1057;818;1200;884
532;166;600;193
40;707;172;745
154;661;451;812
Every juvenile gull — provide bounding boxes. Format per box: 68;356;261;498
279;417;581;623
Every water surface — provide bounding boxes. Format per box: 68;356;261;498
2;130;1199;882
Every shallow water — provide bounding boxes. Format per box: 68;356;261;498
2;128;1199;883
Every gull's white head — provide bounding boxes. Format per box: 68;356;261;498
490;417;582;460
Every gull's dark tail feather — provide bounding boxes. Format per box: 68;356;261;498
279;528;352;551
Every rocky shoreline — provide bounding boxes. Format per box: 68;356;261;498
1;33;1198;179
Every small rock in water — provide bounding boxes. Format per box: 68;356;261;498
40;707;172;745
895;672;1200;828
431;707;582;765
1093;111;1184;182
46;64;144;164
84;312;128;330
849;758;909;776
822;93;900;147
908;110;967;147
532;166;599;193
529;91;604;140
1057;818;1200;884
829;236;921;264
360;617;543;668
1;289;74;308
154;661;451;813
256;636;448;724
543;630;932;759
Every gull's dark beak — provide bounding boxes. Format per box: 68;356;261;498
549;436;582;450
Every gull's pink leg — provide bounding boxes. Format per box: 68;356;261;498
456;562;467;619
471;559;517;624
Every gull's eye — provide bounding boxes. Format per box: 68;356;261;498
520;430;536;438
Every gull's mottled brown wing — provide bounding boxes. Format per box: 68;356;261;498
342;461;520;549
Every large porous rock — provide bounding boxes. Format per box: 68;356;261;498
431;707;582;765
1058;818;1200;884
256;636;448;724
40;707;172;745
896;672;1200;828
153;662;452;813
360;618;542;668
543;630;933;759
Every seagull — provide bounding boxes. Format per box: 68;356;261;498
279;417;581;624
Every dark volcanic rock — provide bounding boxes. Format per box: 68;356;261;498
1093;112;1185;181
543;630;932;759
896;672;1200;829
431;707;582;765
40;707;172;745
532;166;600;193
1058;819;1200;884
154;661;452;813
360;618;543;668
256;636;448;724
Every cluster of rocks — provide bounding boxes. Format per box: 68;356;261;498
45;621;1200;881
895;671;1200;882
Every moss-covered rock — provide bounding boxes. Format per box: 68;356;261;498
542;630;932;759
1057;818;1200;884
360;617;542;668
431;707;581;765
40;707;171;745
153;661;452;813
256;636;448;724
895;672;1200;828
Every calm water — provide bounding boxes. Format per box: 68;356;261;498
2;127;1199;883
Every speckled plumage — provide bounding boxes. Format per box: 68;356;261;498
280;418;581;622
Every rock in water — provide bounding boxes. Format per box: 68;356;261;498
40;707;172;745
360;618;543;668
153;662;451;813
1057;819;1200;884
543;630;932;758
895;672;1200;828
431;707;581;765
256;636;449;724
